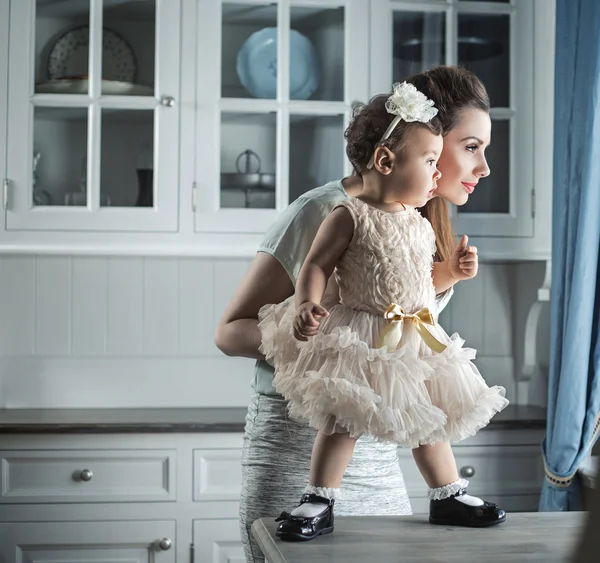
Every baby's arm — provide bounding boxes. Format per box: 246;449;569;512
293;206;354;340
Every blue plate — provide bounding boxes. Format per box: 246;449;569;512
236;28;320;100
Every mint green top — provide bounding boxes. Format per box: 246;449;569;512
252;179;454;396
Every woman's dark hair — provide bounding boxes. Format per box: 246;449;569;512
406;66;490;133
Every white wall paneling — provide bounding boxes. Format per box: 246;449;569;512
0;256;547;408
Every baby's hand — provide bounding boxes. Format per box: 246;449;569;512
293;301;329;341
450;235;479;281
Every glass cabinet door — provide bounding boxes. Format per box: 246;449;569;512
5;0;180;231
195;0;368;234
453;2;534;237
370;0;534;238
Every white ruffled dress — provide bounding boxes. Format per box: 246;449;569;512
259;198;508;448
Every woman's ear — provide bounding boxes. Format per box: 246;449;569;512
373;146;395;175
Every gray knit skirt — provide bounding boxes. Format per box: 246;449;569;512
239;393;412;562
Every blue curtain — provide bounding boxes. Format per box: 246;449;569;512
539;0;600;511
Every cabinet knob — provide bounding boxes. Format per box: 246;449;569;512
460;465;475;478
158;538;173;551
160;96;176;108
80;469;93;481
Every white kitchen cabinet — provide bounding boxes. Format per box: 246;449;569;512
370;0;554;261
0;432;245;563
0;0;555;259
0;520;176;563
193;518;246;562
194;0;368;234
0;0;7;202
0;426;544;559
4;0;182;232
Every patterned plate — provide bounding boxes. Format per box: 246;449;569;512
47;26;136;82
36;79;153;96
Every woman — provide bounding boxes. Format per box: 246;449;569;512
215;66;493;562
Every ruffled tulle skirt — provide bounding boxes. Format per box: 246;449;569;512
259;297;508;448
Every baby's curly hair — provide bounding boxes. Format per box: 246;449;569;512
345;95;443;175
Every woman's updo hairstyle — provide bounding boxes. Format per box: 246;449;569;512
407;66;490;134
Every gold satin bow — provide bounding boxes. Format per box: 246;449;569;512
378;303;447;353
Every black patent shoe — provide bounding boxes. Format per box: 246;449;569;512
429;491;506;527
275;493;335;541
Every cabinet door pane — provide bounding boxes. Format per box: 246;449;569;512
393;11;446;82
101;109;155;208
290;6;344;101
458;14;510;107
220;112;276;209
103;0;156;96
222;3;278;99
35;0;91;95
35;0;155;97
458;119;509;214
289;114;345;202
33;107;89;207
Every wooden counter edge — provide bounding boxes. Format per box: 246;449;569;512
251;518;285;563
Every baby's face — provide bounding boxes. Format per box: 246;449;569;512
390;128;443;208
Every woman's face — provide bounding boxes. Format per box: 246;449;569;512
435;108;492;206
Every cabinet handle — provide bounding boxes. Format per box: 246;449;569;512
158;538;173;551
79;469;93;481
460;465;475;478
160;96;176;108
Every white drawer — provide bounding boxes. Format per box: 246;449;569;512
0;520;176;562
398;444;544;498
193;449;242;501
0;449;176;503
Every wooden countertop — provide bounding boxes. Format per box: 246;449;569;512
252;512;584;563
0;407;249;433
0;404;545;434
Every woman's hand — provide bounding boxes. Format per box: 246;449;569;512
293;301;329;341
214;252;294;359
449;234;478;281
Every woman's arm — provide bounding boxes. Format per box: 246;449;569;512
214;252;294;359
432;235;479;294
432;261;459;294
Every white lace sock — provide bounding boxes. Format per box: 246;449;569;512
290;486;339;518
427;479;484;507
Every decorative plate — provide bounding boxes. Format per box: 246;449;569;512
47;26;136;83
36;79;153;96
236;27;320;100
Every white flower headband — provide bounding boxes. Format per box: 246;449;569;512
366;81;439;169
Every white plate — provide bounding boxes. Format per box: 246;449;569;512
236;27;320;100
36;79;153;96
47;25;137;83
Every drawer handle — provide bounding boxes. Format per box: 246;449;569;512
80;469;93;482
159;538;172;551
460;465;475;478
